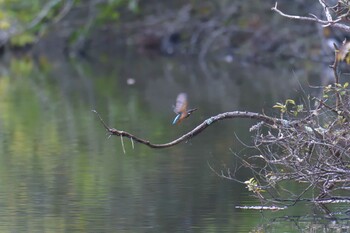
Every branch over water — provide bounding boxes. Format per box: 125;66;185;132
92;110;303;149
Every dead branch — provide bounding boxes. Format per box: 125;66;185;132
271;2;350;32
93;109;300;149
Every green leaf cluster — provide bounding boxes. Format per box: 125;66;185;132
323;82;349;98
96;0;139;24
244;177;264;194
273;99;303;117
10;32;36;47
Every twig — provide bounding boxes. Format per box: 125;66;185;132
319;0;333;22
120;135;126;154
131;137;135;149
271;2;330;24
330;47;342;111
313;98;338;115
91;110;110;131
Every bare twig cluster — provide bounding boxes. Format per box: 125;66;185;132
206;1;350;207
224;0;350;205
248;92;350;201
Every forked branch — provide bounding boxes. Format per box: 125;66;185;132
271;2;350;32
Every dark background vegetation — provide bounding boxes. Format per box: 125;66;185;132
1;0;322;63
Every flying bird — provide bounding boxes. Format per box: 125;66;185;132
172;93;197;124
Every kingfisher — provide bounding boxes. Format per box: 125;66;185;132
172;93;197;124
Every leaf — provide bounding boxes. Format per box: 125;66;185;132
296;104;304;112
273;102;284;108
337;41;350;63
0;20;10;30
10;32;36;47
285;99;295;105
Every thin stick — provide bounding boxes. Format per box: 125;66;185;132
330;45;341;111
92;110;110;131
120;135;126;154
131;137;135;149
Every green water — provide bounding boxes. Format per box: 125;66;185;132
0;53;348;232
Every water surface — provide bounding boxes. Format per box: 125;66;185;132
0;52;348;232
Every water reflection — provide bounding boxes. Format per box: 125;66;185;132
0;52;345;232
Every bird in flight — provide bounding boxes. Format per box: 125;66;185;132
172;93;197;124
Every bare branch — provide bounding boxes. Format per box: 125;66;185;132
318;0;333;22
93;110;297;149
91;110;110;131
271;2;330;24
272;2;350;32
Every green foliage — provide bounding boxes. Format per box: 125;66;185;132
0;0;141;48
0;20;10;30
0;0;59;47
323;82;349;98
244;177;264;194
273;99;303;117
97;4;121;23
2;0;43;22
10;32;36;47
96;0;140;24
0;2;12;30
10;58;34;76
273;99;295;113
